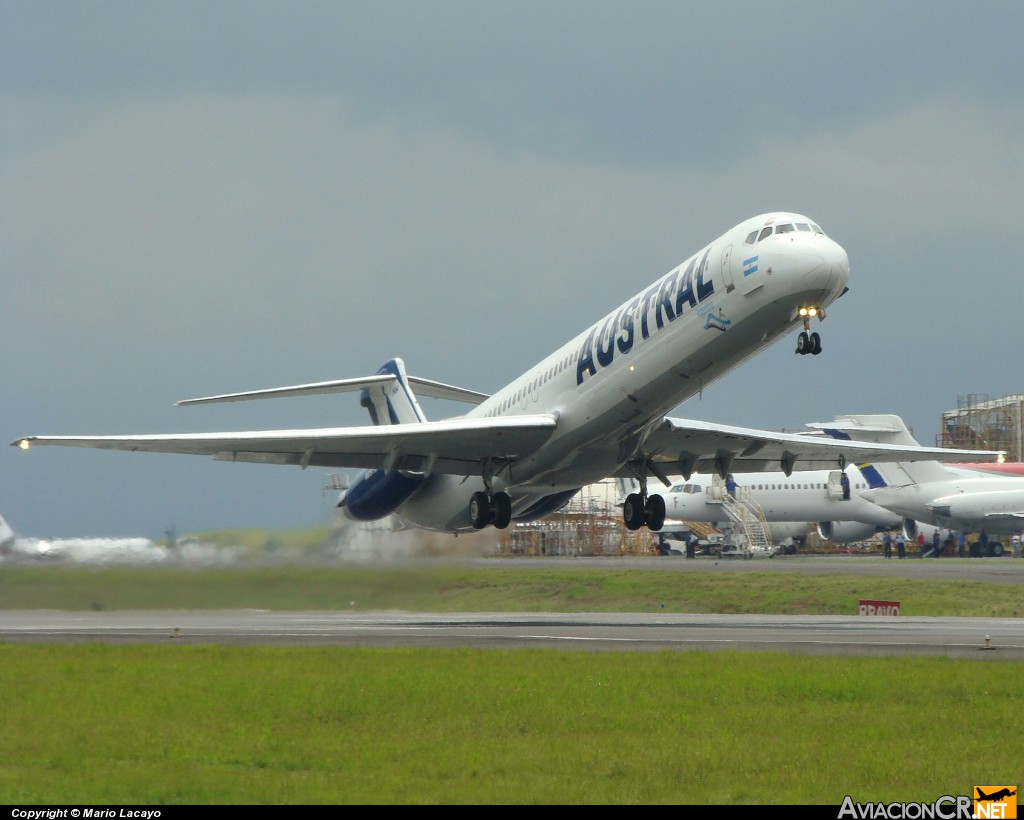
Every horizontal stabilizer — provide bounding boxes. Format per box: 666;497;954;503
177;373;489;407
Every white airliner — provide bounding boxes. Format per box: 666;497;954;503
0;513;164;562
652;465;901;545
811;414;1022;541
11;213;1001;535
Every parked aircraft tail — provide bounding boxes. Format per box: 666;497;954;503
807;414;956;488
0;514;14;548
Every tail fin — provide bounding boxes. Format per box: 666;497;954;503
0;514;15;548
360;358;428;426
809;414;955;487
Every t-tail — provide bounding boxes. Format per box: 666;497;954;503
342;358;430;522
359;358;428;426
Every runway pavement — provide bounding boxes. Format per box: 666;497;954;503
3;609;1023;659
2;556;1022;659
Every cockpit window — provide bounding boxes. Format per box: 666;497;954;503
745;230;758;245
796;223;811;231
757;226;773;242
671;483;703;493
811;224;824;234
775;223;795;234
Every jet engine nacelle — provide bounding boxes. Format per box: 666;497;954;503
816;520;880;543
340;469;425;521
900;518;948;545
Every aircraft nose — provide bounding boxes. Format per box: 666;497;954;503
796;239;849;294
827;241;851;284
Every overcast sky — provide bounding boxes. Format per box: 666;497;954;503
3;1;1023;540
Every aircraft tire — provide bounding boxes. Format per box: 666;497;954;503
469;492;491;529
645;494;666;531
810;332;822;355
492;492;512;529
796;331;809;355
623;493;646;531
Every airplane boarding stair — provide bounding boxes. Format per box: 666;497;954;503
708;477;775;557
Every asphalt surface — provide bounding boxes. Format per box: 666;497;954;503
2;608;1022;659
3;555;1023;659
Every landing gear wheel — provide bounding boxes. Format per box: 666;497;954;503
810;331;822;355
796;331;809;355
469;491;491;529
645;494;666;531
623;492;646;531
492;492;512;529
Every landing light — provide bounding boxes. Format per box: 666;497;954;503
798;306;818;318
18;439;30;450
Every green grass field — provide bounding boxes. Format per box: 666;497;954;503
1;560;1020;804
0;562;1021;616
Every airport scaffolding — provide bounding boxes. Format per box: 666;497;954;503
502;478;658;557
937;393;1023;461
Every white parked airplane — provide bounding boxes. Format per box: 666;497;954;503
653;466;900;544
811;414;1022;542
11;213;1001;535
0;513;164;562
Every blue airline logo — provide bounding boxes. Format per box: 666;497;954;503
576;247;715;385
704;311;731;333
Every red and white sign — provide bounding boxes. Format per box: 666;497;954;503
858;599;901;616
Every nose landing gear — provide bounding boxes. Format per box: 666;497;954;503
795;320;822;356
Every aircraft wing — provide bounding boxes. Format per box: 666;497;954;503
12;415;556;475
635;416;1003;479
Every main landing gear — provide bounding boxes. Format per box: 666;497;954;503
469;458;513;530
469;491;512;530
623;490;666;532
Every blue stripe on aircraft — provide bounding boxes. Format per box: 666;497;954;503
855;464;888;489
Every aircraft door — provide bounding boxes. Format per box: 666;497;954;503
826;470;844;500
719;245;736;293
708;474;727;502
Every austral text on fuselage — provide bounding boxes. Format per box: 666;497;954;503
576;247;715;385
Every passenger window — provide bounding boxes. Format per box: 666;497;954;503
745;231;758;245
758;227;773;241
